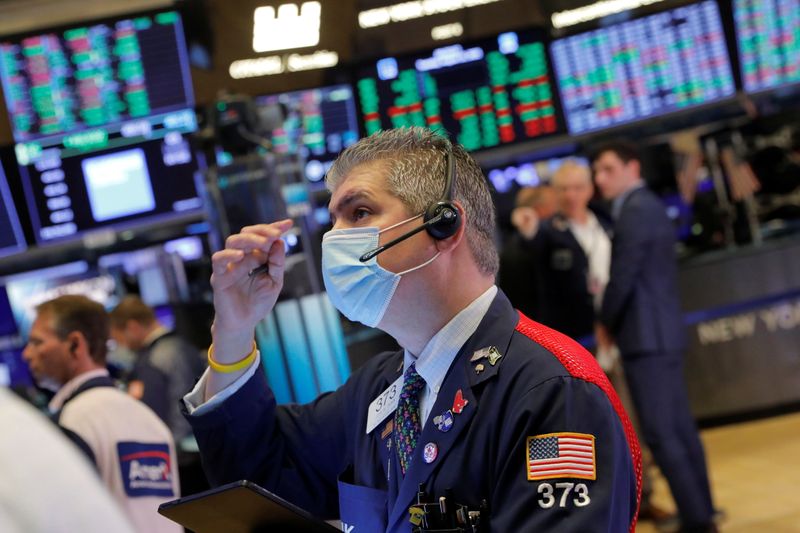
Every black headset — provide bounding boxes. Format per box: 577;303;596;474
359;142;462;263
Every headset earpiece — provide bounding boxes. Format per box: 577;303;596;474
424;201;460;240
358;139;463;262
423;142;462;241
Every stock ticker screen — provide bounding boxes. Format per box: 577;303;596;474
0;11;193;141
550;0;736;135
255;85;360;184
0;11;202;244
356;30;562;152
734;0;800;93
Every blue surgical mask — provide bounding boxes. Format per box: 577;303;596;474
321;214;440;328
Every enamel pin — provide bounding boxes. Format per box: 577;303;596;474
470;346;503;366
452;389;468;414
470;346;492;362
433;410;454;432
423;442;438;463
487;346;503;366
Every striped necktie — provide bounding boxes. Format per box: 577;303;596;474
394;363;426;475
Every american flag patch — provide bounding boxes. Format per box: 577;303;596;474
526;432;596;481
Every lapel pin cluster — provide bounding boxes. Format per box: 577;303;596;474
470;345;503;374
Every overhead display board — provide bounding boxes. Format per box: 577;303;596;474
255;84;360;184
356;30;564;152
0;10;202;244
550;0;736;134
733;0;800;93
0;11;194;142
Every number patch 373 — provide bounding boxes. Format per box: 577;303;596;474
537;482;591;508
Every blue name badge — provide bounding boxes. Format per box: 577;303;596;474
117;442;175;498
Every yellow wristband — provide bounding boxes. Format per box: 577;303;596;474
207;341;258;373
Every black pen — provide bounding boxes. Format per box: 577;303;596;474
249;264;270;277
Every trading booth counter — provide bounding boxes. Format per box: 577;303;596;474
679;234;800;421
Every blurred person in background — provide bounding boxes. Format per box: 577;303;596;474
0;386;135;533
22;295;181;533
111;296;205;448
536;159;674;525
533;161;612;341
592;141;717;533
498;184;557;318
511;184;558;235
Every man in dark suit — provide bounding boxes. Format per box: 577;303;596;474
592;141;716;533
535;161;674;526
533;161;612;342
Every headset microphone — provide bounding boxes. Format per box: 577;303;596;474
359;208;457;262
359;142;461;263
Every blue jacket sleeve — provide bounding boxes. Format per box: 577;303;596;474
184;368;353;519
601;202;652;333
490;376;638;532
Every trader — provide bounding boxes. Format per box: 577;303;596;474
23;295;181;533
184;128;641;532
532;160;612;341
110;295;205;445
536;159;674;526
593;141;717;533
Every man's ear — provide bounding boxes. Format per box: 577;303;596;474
434;201;466;253
65;331;84;356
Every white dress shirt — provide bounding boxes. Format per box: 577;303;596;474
403;285;497;426
568;211;612;311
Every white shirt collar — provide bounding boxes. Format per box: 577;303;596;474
49;368;110;413
403;285;498;395
567;210;599;231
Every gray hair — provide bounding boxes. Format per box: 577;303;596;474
552;159;592;187
326;128;499;277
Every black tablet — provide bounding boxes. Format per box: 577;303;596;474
158;480;341;533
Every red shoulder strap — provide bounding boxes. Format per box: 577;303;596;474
515;312;642;532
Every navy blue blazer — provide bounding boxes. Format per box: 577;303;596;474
534;211;612;341
186;291;641;532
601;187;687;354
